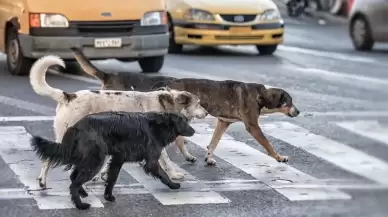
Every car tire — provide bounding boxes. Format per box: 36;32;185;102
256;45;278;55
350;15;374;51
138;56;164;73
167;16;183;54
6;27;34;76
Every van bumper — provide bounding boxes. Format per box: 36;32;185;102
17;33;169;60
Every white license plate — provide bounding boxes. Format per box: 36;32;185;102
94;38;122;48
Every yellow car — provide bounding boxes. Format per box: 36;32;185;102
166;0;284;55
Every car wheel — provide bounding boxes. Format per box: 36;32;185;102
256;45;278;55
167;16;183;54
350;15;374;51
6;28;34;76
138;56;164;73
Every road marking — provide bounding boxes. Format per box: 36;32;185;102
4;180;388;200
277;45;380;64
302;111;388;117
1;109;388;124
0;116;54;122
187;123;351;201
0;95;54;115
0;188;32;199
262;122;388;185
336;120;388;147
296;68;388;87
122;163;230;205
0;126;104;209
220;45;381;64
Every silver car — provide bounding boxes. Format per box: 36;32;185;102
348;0;388;51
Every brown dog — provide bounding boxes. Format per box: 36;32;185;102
70;47;300;165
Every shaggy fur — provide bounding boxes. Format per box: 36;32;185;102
29;55;208;189
30;111;195;210
71;47;301;166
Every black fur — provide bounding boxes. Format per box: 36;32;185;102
30;111;195;210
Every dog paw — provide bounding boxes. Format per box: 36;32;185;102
79;189;88;198
185;155;197;163
38;178;47;189
170;172;185;180
205;157;217;166
104;194;116;202
168;182;181;190
76;202;91;210
276;155;289;163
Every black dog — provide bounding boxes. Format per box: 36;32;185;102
30;111;195;210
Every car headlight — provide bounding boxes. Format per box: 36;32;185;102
184;9;214;21
141;11;167;26
259;9;280;21
29;13;69;28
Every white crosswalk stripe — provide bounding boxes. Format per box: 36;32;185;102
187;123;351;201
335;120;388;147
0;117;387;209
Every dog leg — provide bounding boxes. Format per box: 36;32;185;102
144;160;180;189
69;168;91;210
103;158;123;202
159;148;185;180
175;136;196;163
37;160;50;189
93;156;111;182
245;124;288;163
205;120;231;166
70;169;88;198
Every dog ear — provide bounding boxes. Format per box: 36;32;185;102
256;94;265;105
256;90;278;108
158;93;175;111
176;92;191;105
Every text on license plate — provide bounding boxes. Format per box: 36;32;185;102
229;27;252;33
94;38;122;48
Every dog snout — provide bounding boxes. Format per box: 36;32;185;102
184;126;196;137
288;106;300;117
195;107;208;119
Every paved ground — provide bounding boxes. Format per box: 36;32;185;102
0;18;388;217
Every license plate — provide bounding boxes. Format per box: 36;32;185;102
229;27;252;34
94;38;122;48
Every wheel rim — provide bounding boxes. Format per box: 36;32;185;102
8;39;19;70
353;19;367;46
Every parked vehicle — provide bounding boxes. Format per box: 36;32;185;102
165;0;284;55
348;0;388;51
0;0;169;75
286;0;307;17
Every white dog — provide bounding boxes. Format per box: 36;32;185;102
29;55;208;189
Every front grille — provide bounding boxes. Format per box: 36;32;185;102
70;20;140;36
219;14;257;23
215;35;263;40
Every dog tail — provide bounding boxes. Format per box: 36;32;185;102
30;136;73;168
70;47;106;81
29;55;68;103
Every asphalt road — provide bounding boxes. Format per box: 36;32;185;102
1;19;388;217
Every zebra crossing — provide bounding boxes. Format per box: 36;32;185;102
0;116;387;210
